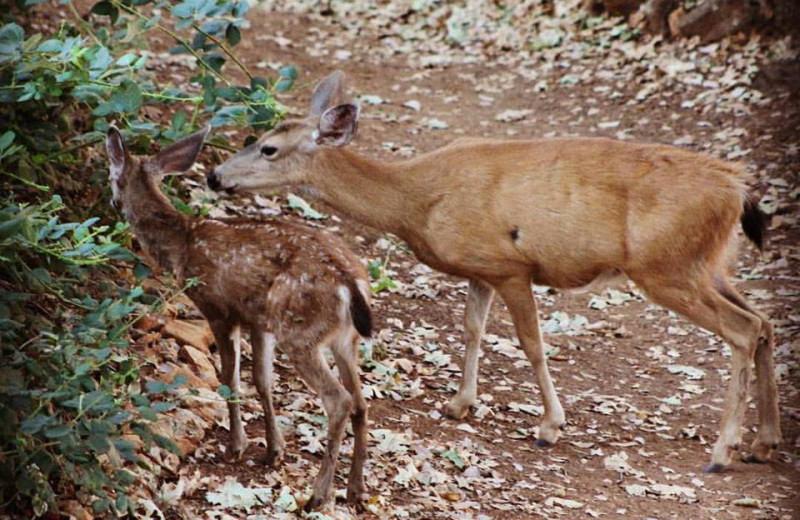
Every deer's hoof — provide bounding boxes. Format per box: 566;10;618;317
745;434;781;463
535;438;552;448
304;494;325;513
703;463;726;474
741;453;765;464
444;398;474;420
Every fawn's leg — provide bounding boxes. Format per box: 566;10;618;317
715;279;781;462
251;329;285;467
332;331;368;507
209;321;247;461
633;274;762;472
293;345;352;512
493;277;565;446
446;279;495;419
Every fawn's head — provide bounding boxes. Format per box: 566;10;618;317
106;126;209;215
207;70;360;193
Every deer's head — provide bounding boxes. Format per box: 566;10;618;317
106;125;210;215
206;70;360;193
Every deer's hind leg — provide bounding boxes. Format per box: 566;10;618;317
493;277;565;447
290;340;353;512
632;272;762;472
209;321;247;461
251;329;285;467
331;329;369;507
715;278;781;463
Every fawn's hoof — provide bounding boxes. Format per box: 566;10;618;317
703;463;726;474
535;438;552;448
346;491;367;513
265;446;284;468
223;439;248;462
303;494;326;513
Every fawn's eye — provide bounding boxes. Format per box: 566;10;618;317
261;145;278;158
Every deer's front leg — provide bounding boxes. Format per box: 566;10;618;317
210;322;248;461
494;277;565;446
251;330;285;467
446;279;495;419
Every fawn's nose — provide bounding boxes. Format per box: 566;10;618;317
206;170;221;191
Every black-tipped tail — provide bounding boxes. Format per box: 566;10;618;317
741;194;768;251
349;282;373;338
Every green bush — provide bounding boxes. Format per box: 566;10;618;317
0;0;292;516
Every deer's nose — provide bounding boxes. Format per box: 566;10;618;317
206;170;221;191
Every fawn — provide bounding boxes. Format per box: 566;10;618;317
106;126;372;510
207;71;780;473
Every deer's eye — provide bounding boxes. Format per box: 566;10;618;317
261;145;278;158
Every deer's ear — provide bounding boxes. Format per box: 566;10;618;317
310;70;345;117
316;103;359;148
106;126;129;179
152;127;210;174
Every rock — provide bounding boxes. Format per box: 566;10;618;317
121;434;144;451
152;408;209;457
583;0;644;17
179;345;220;386
667;0;768;41
60;500;93;520
163;319;214;354
134;314;162;333
156;362;212;391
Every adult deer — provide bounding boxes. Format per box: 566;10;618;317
207;71;780;473
106;126;372;510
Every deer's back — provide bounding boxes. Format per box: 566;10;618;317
406;138;746;287
182;218;367;329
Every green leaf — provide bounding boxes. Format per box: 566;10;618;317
43;424;72;439
20;414;52;434
145;380;168;394
89;46;113;79
217;384;232;399
279;65;297;80
88;434;110;453
287;193;326;220
114;80;144;113
153;433;182;455
0;131;14;152
0;23;24;65
133;262;152;280
116;53;138;67
37;39;62;53
225;24;241;46
92;498;111;514
91;0;119;23
208;105;246;127
440;448;465;469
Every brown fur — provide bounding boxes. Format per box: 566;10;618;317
107;127;371;510
210;72;781;471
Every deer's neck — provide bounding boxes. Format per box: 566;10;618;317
121;169;190;276
308;148;425;238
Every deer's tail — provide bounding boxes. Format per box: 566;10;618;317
741;194;767;251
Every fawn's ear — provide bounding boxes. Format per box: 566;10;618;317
316;103;359;147
106;126;129;179
310;70;346;117
151;127;210;174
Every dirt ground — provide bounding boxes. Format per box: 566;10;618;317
137;5;799;520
